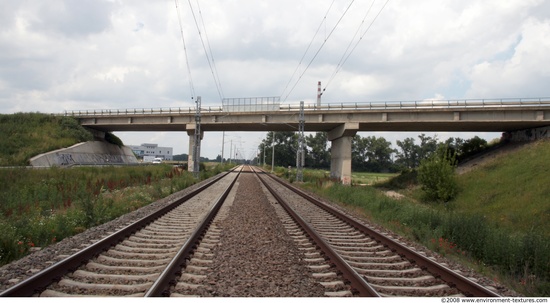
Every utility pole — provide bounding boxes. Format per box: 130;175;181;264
271;132;275;173
221;131;225;164
229;139;232;164
296;101;305;182
317;81;322;108
193;96;201;178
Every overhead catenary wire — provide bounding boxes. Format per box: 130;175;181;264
174;0;196;100
323;0;391;94
280;0;336;101
187;0;224;101
195;0;224;100
282;0;356;102
324;0;376;89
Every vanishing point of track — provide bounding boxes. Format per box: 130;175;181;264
1;165;501;297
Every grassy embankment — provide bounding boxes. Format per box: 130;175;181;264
0;112;235;266
279;140;550;296
0;113;94;166
0;164;232;266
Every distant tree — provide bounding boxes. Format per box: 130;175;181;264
395;134;438;170
352;135;368;170
353;135;396;172
173;154;188;161
395;137;419;169
306;132;330;169
417;133;438;160
443;137;464;159
367;136;396;172
259;131;298;167
459;136;488;159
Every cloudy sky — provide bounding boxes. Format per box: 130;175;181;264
2;0;549;159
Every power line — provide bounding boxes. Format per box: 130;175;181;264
282;0;356;102
280;0;336;101
187;0;224;101
325;0;376;88
195;0;224;100
323;0;391;93
174;0;195;100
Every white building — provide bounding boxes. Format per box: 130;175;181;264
128;143;173;161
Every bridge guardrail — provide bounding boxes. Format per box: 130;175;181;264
63;97;550;116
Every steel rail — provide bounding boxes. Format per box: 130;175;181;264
145;166;243;297
263;170;500;297
252;167;380;297
0;168;236;297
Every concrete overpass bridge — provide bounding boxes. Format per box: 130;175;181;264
65;98;550;184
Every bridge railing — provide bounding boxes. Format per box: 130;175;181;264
63;106;224;116
63;97;550;116
280;97;550;111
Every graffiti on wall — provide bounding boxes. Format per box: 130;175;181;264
56;154;76;166
56;153;126;166
508;126;550;141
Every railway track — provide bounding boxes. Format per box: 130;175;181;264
251;166;501;297
0;166;242;297
1;165;504;297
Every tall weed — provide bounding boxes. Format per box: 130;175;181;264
300;177;549;296
0;163;232;266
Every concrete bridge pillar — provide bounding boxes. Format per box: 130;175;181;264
186;124;204;172
327;123;359;185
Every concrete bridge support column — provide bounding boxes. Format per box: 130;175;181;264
186;124;204;173
328;123;359;185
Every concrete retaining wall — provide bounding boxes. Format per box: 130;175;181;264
30;141;138;167
507;126;550;142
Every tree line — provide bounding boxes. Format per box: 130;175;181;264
257;131;496;172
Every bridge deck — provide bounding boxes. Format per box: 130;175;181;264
67;99;550;133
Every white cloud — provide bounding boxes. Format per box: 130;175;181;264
0;0;548;158
466;18;550;98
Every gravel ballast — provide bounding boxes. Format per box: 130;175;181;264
196;171;326;297
0;169;520;297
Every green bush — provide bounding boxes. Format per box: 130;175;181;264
417;148;458;202
105;132;123;147
301;180;549;296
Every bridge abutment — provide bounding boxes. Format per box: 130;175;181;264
328;123;359;185
506;125;550;141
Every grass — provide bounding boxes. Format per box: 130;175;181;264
283;140;550;296
0;163;235;266
0;112;240;266
351;171;398;185
451;140;550;237
0;113;93;166
273;167;397;185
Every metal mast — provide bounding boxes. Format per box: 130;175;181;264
296;101;305;182
193;96;201;178
317;81;322;108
